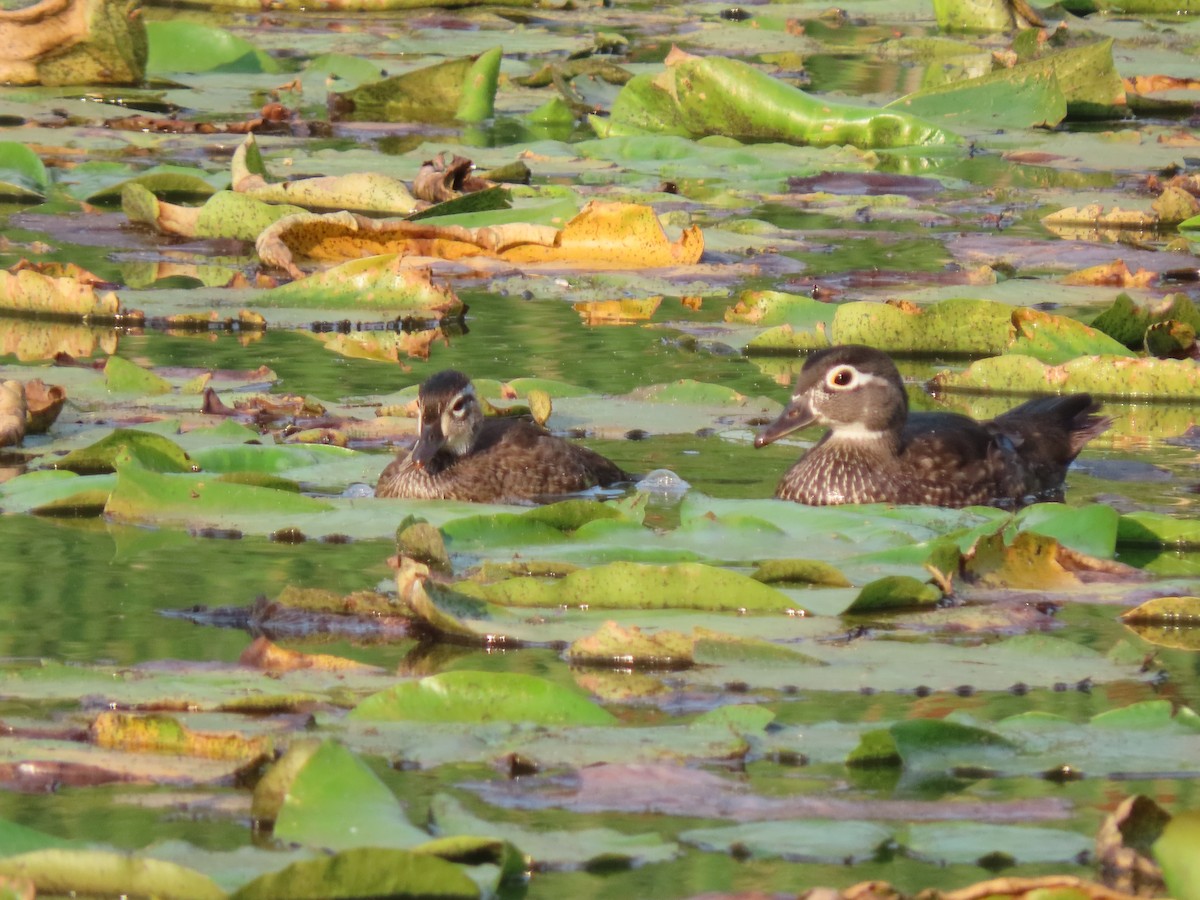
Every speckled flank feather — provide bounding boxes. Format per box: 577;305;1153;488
757;345;1112;508
375;370;628;504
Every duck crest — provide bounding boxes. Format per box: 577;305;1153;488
754;345;1111;508
375;370;629;504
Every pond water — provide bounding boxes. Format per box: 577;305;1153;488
3;0;1200;896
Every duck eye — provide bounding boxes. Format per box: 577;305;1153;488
451;397;468;415
829;367;854;388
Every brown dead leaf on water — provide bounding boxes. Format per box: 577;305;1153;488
0;0;143;86
1125;75;1200;94
1041;205;1158;231
963;532;1139;591
23;379;65;434
1061;260;1157;289
412;153;495;203
240;636;382;673
257;201;703;277
0;260;139;321
1156;131;1200;148
0;380;26;448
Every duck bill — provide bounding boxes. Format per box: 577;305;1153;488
754;399;816;448
411;421;445;468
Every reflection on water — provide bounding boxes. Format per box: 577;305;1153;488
0;516;395;665
0;316;119;362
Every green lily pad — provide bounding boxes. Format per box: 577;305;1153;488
230;846;478;900
332;50;500;124
349;671;617;726
104;356;172;395
930;354;1200;400
751;559;851;587
146;21;281;74
55;428;194;475
459;561;796;612
271;740;430;851
603;55;959;149
0;142;50;201
681;819;893;863
892;68;1067;130
104;465;333;526
906;822;1093;865
844;575;942;614
429;793;676;870
1154;810;1200;900
0;849;222;900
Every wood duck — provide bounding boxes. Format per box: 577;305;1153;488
375;370;630;503
754;345;1111;508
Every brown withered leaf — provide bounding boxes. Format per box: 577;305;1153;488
0;380;26;448
240;636;381;673
0;0;143;86
257;201;702;276
964;531;1140;591
90;711;272;762
1062;260;1157;289
1095;795;1169;897
1125;75;1200;94
1;259;138;321
412;153;496;204
1151;185;1200;225
23;379;65;434
1042;204;1158;229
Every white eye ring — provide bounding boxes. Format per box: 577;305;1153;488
826;366;856;389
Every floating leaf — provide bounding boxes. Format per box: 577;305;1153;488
459;561;796;612
349;671;617;726
267;255;462;315
844;575;942;614
231;847;478;900
568;621;695;668
601;53;958;149
0;142;49;201
146;21;279;74
892;68;1066;130
1154;810;1200;900
56;428;193;474
256;201;701;277
105;466;333;526
907;822;1093;865
964;531;1079;590
751;559;850;587
0;850;222;900
0;262;127;320
90;711;272;761
104;356;171;395
930;354;1200;400
429;793;676;870
270;741;430;851
331;50;499;124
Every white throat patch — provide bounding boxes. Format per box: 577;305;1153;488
830;421;889;441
